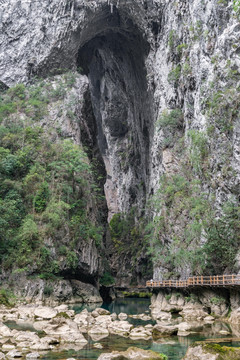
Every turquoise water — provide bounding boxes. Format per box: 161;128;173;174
71;298;154;327
7;298;240;360
71;297;151;315
42;333;240;360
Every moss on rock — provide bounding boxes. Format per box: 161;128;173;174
184;342;240;360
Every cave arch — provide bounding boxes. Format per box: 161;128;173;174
76;4;153;217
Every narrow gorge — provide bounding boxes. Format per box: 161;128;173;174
0;0;240;359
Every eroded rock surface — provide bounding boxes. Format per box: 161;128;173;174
183;343;240;360
0;0;240;287
97;346;166;360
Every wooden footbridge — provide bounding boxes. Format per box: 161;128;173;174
146;274;240;288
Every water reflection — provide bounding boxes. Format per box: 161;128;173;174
6;298;240;360
71;297;151;316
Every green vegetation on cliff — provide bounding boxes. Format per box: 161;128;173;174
109;211;153;281
0;76;103;277
147;128;240;276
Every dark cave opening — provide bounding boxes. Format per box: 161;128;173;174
75;5;154;287
76;6;153;217
77;27;151;156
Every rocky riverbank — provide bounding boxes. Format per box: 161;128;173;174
151;288;240;324
0;303;158;359
183;343;240;360
0;294;240;360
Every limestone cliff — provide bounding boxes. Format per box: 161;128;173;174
0;0;240;289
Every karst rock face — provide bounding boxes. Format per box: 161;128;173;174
1;0;240;282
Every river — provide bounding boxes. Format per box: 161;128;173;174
6;298;240;360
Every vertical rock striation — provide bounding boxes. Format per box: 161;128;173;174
0;0;240;283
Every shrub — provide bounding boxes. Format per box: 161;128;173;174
168;65;181;85
0;103;17;122
160;355;168;360
233;0;240;18
188;130;208;174
176;43;188;56
58;245;67;256
210;297;225;305
39;272;59;280
34;182;49;213
0;288;15;306
1;154;20;176
66;251;78;270
168;29;176;51
43;285;53;296
100;272;115;286
7;84;26;100
158;109;183;130
18;216;39;250
55;312;70;319
42;200;70;230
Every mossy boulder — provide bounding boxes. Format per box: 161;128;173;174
97;346;167;359
183;342;240;360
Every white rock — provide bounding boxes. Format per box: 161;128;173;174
95;308;110;316
54;305;68;312
108;321;133;336
88;326;109;336
25;353;40;359
155;311;172;322
110;313;117;321
60;332;87;344
219;330;231;335
2;344;15;351
118;312;128;320
129;326;152;339
33;321;49;331
0;323;12;337
95;315;112;327
34;307;57;320
14;332;40;344
6;350;22;358
203;316;215;323
74;311;89;325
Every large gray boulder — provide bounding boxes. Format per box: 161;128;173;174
183;343;240;360
153;323;178;337
97;347;166;360
108;321;133;336
34;307;57;319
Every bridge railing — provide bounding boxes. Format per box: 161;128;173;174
146;274;240;288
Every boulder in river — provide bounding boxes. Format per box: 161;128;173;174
180;304;209;321
118;312;128;320
129;326;152;340
26;353;40;359
0;322;12;337
6;350;22;358
34;307;57;320
108;321;133;336
153;323;178;337
183;343;240;360
97;346;167;359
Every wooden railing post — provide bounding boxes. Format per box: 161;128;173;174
146;273;239;289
